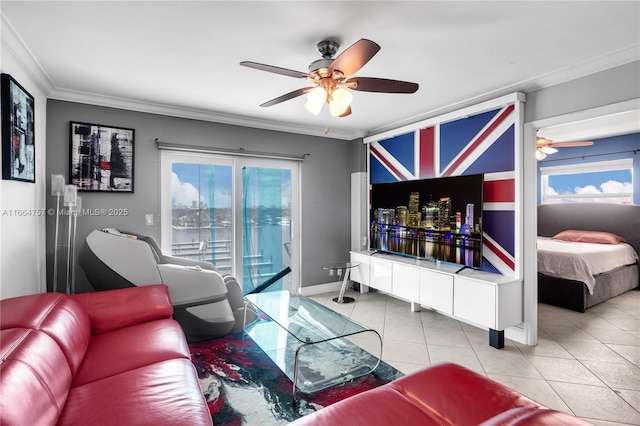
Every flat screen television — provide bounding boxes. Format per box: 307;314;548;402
370;174;484;268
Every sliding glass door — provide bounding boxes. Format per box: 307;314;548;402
160;151;299;293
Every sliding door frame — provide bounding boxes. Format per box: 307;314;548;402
160;150;301;291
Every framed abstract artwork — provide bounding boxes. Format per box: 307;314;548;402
1;73;35;182
69;121;135;192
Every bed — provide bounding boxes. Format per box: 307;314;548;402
537;203;640;312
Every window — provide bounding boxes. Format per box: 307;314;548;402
160;151;300;293
540;159;633;204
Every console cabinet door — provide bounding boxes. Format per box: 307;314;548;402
349;252;370;287
419;270;454;315
453;277;496;328
391;263;420;301
369;257;393;293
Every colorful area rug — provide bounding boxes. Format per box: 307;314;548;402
189;331;402;425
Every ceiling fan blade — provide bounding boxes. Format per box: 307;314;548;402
260;87;313;107
240;61;310;79
552;141;594;148
329;39;380;77
346;77;419;94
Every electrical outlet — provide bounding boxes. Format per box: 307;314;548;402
145;214;154;226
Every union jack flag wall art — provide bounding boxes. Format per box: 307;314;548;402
369;104;518;276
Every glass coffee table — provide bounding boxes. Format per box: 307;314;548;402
244;290;382;397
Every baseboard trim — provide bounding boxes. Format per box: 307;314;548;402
298;281;341;296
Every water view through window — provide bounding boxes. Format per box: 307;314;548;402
170;162;293;293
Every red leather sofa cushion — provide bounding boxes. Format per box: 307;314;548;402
71;284;174;334
0;328;74;425
0;285;212;426
59;358;210;426
290;363;592;426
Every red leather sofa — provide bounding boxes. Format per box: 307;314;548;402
290;362;592;426
0;285;212;426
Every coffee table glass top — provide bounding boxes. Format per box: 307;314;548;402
244;290;382;394
245;290;368;343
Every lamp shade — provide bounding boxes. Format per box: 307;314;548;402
329;88;353;117
51;174;65;196
540;146;558;154
304;100;323;115
304;86;326;115
64;185;78;207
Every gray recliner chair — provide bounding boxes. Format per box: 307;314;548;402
78;228;248;341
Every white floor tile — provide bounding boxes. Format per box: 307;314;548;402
381;339;430;365
559;341;633;364
607;344;640;366
427;345;484;373
487;374;571;413
526;356;605;386
312;286;640;425
423;327;472;349
549;381;640;424
475;350;543;379
581;360;640;391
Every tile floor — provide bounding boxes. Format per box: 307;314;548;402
310;288;640;425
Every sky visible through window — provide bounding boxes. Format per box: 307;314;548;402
548;170;632;198
171;163;232;209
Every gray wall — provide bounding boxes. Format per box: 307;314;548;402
46;100;352;293
524;61;640;123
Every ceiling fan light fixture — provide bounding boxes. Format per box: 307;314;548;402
307;86;326;106
535;149;547;161
329;88;353;117
304;86;327;115
304;99;323;115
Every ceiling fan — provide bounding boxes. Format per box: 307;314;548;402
240;38;419;118
536;134;594;160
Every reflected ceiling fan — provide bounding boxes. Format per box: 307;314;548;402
240;38;419;118
536;134;594;160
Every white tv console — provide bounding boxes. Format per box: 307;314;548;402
350;251;523;349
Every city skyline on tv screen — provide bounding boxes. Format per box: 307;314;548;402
370;174;484;267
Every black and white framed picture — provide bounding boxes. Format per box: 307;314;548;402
69;121;135;192
1;73;35;183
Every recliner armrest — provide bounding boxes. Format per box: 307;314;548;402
71;285;173;334
157;264;228;305
159;254;217;271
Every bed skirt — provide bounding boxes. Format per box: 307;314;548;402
538;263;639;312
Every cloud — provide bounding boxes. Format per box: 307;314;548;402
548;180;632;203
600;180;632;194
574;180;632;195
171;172;233;208
574;184;601;194
171;172;203;208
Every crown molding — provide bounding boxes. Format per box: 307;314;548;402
47;87;357;140
1;12;55;96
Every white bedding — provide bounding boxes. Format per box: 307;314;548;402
537;237;639;295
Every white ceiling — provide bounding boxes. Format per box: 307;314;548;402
2;1;639;140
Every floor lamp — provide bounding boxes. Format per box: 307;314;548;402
63;184;78;294
70;195;81;295
51;174;65;293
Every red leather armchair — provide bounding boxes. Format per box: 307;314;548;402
290;362;592;426
0;285;212;426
